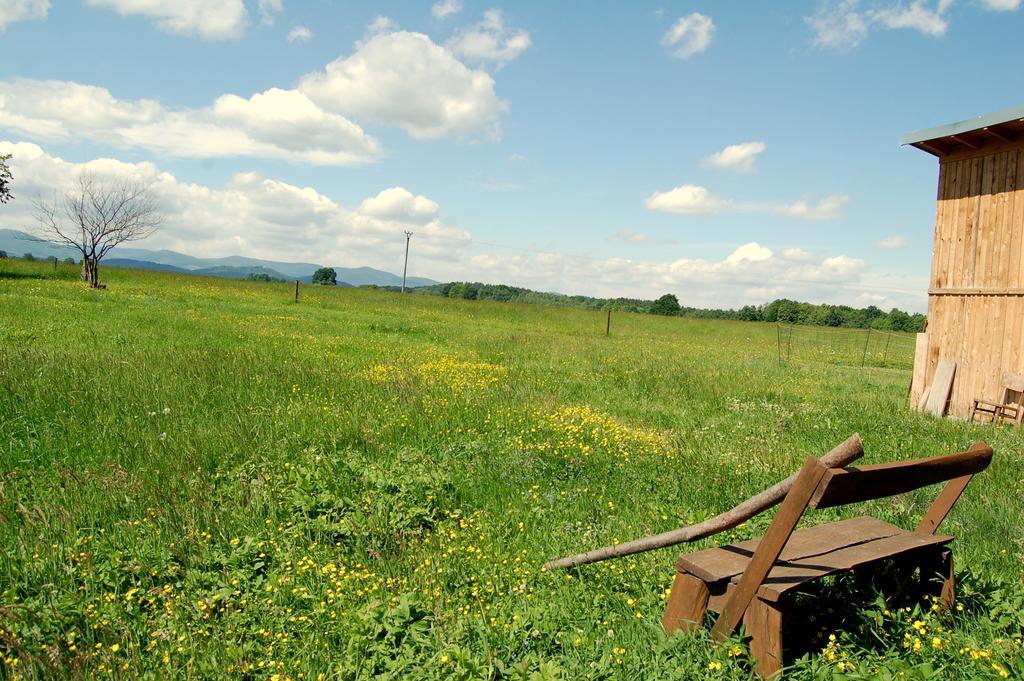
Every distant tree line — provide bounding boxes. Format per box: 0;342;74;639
414;282;926;332
1;251;77;265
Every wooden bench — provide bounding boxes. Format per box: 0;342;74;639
970;371;1024;424
662;442;993;678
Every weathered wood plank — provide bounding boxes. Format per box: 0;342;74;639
924;359;956;416
710;457;827;641
662;572;709;634
809;443;993;510
911;332;929;411
678;516;903;583
753;532;953;601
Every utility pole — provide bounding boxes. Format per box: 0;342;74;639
401;231;413;293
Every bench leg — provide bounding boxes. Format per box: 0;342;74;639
921;548;955;609
662;571;709;634
745;597;784;679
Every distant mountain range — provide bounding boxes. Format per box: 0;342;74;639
0;229;437;287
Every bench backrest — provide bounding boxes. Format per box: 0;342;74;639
1001;371;1024;406
809;443;993;510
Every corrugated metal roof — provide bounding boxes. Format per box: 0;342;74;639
902;105;1024;146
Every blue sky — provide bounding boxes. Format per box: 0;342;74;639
2;0;1023;311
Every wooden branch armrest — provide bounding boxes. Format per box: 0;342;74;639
972;399;1005;409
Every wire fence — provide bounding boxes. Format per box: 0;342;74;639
775;324;917;371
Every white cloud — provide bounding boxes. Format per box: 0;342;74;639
0;79;380;165
83;0;249;40
808;0;966;50
870;1;947;35
645;185;730;214
661;13;715;59
0;140;467;266
609;230;649;243
807;0;871;50
0;0;49;31
257;0;282;26
878;235;907;249
367;15;395;33
645;184;849;220
432;0;463;20
1;140;923;311
287;25;311;43
980;0;1021;9
299;30;507;139
701;141;766;172
781;247;815;261
447;9;532;64
725;242;773;264
2;27;510;156
357;187;440;223
773;194;849;220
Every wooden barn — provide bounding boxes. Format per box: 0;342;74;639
904;106;1024;420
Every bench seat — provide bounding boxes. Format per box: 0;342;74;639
679;516;952;603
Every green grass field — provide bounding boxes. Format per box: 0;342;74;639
1;260;1022;680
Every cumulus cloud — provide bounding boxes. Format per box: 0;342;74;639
432;0;463;20
878;235;907;249
0;79;380;165
453;243;894;310
807;0;872;49
870;1;947;35
357;187;440;223
807;0;970;50
3;26;508;156
367;15;395;33
299;30;507;139
725;242;773;263
661;12;715;59
645;185;730;214
257;0;282;26
645;183;849;220
0;140;468;266
0;0;49;31
773;194;849;220
287;25;311;43
0;140;922;310
447;9;532;64
701;141;766;172
83;0;249;40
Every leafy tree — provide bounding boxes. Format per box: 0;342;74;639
0;250;7;259
312;267;337;285
823;306;844;327
34;171;161;288
0;153;12;204
649;293;681;316
22;252;35;262
62;257;75;265
737;305;761;321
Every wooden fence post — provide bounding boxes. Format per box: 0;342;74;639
606;308;611;336
861;327;871;367
294;280;299;303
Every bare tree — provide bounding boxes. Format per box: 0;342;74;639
0;153;12;204
33;171;162;288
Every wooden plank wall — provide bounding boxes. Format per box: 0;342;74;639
923;141;1024;418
